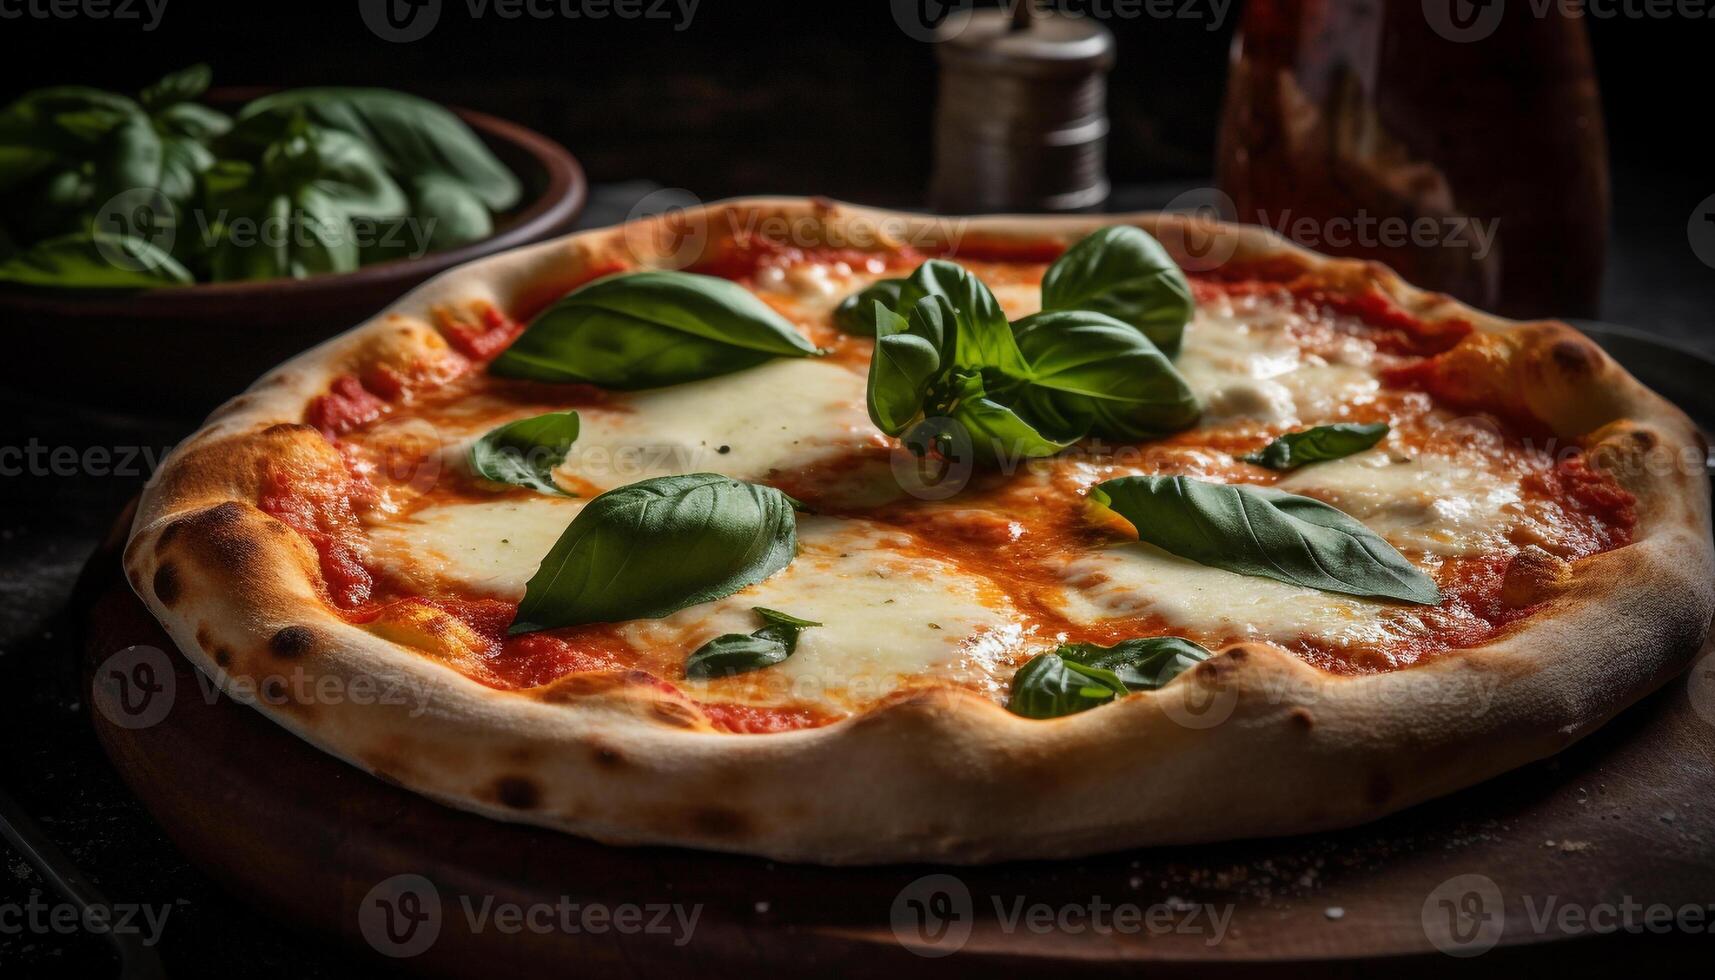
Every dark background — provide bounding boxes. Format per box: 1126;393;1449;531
2;2;1713;977
0;0;1699;196
2;1;1709;341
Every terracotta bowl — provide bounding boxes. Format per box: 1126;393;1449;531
0;97;586;418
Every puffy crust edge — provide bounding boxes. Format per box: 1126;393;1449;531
122;198;1715;863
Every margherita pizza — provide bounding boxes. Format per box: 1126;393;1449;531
124;199;1714;863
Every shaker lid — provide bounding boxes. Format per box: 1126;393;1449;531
935;7;1116;76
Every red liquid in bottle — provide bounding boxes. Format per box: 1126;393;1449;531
1217;0;1608;318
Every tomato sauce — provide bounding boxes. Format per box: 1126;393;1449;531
270;237;1641;728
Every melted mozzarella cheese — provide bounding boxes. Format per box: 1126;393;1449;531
1053;543;1431;649
1279;450;1524;556
1178;295;1379;424
542;358;876;491
623;518;1024;705
367;496;582;599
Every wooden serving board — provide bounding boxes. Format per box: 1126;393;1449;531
79;521;1715;976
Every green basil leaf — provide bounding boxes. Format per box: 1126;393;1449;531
867;297;951;436
1006;636;1211;719
491;270;823;389
1240;422;1389;470
470;411;580;496
409;172;493;250
0;232;191;288
94;112;163;201
1041;226;1196;356
1005;653;1131;719
139;64;212;110
1059;636;1212;689
237;88;521;210
753;607;821;630
832;277;905;335
941;370;1080;464
897;259;1029;377
256;121;408;220
1090;475;1441;604
510;474;800;634
157;133;214;203
1012;310;1200;438
684;606;822;679
153;101;231;142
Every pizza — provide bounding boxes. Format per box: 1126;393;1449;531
123;199;1714;864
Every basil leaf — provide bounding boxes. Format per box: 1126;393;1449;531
139;64;212;111
1041;226;1196;356
753;607;820;630
510;474;799;634
470;411;580;496
154;101;231;143
1005;654;1130;719
1012;310;1200;438
1006;636;1212;719
867;297;951;436
896;259;1029;377
1059;636;1212;689
1240;422;1389;470
206;118;407;282
237;88;521;210
939;370;1079;464
832;277;905;336
1091;475;1441;604
491;270;823;389
410;172;493;250
0;232;191;288
684;606;822;679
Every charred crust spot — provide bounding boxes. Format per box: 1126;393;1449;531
1365;771;1395;806
493;776;541;810
152;563;182;606
690;806;749;838
1549;337;1600;378
590;744;626;770
197;500;247;530
1628;428;1659;452
213;648;233;668
268;625;316;659
1288;707;1316;731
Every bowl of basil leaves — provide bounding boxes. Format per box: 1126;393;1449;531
0;65;586;415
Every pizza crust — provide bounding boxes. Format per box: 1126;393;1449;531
122;199;1715;863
